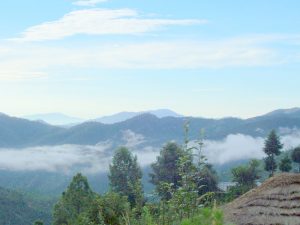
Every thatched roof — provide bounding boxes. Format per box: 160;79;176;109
223;173;300;225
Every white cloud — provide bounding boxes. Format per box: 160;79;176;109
0;71;47;81
122;130;145;148
202;130;300;165
203;134;265;165
11;8;206;42
1;34;300;80
0;131;300;173
0;143;112;174
0;142;156;174
73;0;108;7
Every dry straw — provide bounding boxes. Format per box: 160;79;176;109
224;173;300;225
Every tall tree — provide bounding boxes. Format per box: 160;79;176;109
109;147;143;208
53;173;95;225
279;155;292;172
149;142;185;199
292;147;300;172
263;130;283;176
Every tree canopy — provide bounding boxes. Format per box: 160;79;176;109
109;147;143;208
53;173;96;225
149;142;185;199
263;130;283;176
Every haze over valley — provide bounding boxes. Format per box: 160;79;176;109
1;108;300;195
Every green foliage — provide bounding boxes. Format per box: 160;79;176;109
149;123;221;223
109;147;144;208
100;192;131;225
33;220;44;225
232;159;260;187
263;130;283;156
196;164;219;195
292;147;300;172
264;156;277;176
279;155;292;172
53;173;96;225
150;142;185;199
0;187;51;225
224;159;262;201
63;191;130;225
263;130;283;176
180;206;224;225
140;206;155;225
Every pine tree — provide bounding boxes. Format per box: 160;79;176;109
109;147;143;208
53;173;95;225
263;130;283;176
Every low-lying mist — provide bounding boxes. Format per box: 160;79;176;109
0;129;299;174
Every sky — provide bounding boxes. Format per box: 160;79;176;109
0;0;300;119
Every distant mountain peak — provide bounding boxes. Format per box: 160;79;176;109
23;113;84;126
93;109;182;124
265;107;300;117
0;112;8;117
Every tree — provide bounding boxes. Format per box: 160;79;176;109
100;192;131;225
109;147;143;208
264;156;277;175
279;155;292;172
232;159;260;188
263;130;283;176
76;192;130;225
227;160;261;200
53;173;96;225
150;142;185;199
292;147;300;172
196;164;219;195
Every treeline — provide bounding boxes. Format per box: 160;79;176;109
224;130;300;202
33;128;300;225
47;124;224;225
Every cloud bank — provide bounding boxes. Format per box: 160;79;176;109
12;8;205;42
0;36;285;80
0;130;300;173
0;143;112;174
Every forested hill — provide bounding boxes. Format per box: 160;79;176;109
0;186;52;225
1;108;300;148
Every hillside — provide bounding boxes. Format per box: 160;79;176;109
93;109;183;124
1;108;300;148
0;114;63;148
0;187;52;225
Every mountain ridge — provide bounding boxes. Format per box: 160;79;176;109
0;107;300;148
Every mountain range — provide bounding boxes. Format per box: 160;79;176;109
23;113;84;126
23;109;182;126
1;107;300;148
93;109;182;124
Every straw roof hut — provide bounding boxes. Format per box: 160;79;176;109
223;173;300;225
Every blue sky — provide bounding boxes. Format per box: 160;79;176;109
0;0;300;119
